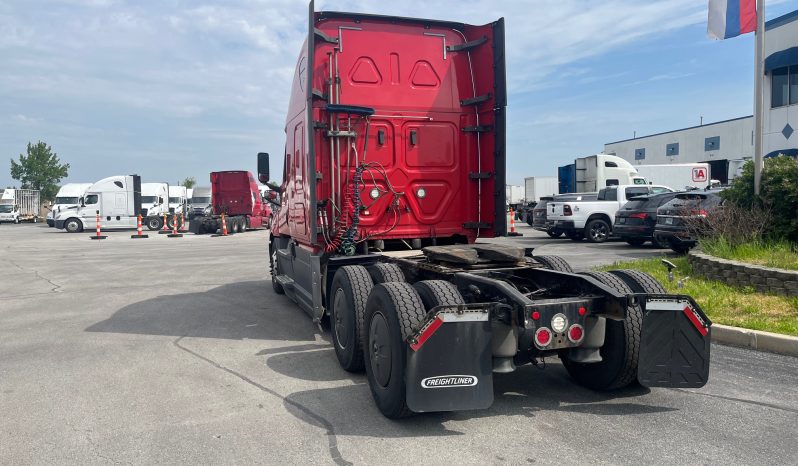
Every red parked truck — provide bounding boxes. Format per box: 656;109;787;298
262;1;711;418
189;170;271;234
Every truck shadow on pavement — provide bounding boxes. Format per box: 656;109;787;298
87;279;677;438
85;280;319;342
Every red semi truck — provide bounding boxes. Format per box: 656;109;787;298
261;2;711;418
189;170;272;234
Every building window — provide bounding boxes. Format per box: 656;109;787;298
771;65;798;107
772;67;789;107
634;148;645;160
705;136;720;151
666;143;679;156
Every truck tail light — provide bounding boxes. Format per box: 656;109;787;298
568;324;584;344
534;327;552;347
629;213;648;220
563;205;572;216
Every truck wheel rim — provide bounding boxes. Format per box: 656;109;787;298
591;224;607;240
333;288;349;349
369;312;392;387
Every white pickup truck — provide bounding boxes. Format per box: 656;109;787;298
546;184;674;243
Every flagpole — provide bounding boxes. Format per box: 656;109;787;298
753;0;766;195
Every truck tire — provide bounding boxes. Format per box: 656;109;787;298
364;282;426;418
608;270;667;294
166;216;177;230
533;255;574;273
562;271;642;391
330;265;374;373
240;219;248;232
367;263;405;284
64;218;83;233
146;216;163;231
413;280;464;311
585;219;611;243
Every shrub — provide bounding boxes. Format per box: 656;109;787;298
722;156;798;242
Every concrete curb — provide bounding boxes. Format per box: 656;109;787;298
712;324;798;357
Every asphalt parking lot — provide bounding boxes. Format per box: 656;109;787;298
1;223;796;465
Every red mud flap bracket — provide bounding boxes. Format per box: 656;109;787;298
638;297;711;388
405;305;494;413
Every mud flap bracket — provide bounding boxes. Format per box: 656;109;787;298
638;297;711;388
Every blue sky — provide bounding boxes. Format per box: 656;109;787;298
1;0;795;189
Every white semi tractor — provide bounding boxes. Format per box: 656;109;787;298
0;188;41;223
46;183;93;227
168;186;188;218
54;175;142;233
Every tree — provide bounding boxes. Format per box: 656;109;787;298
181;177;196;189
10;141;69;201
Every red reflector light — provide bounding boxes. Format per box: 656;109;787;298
629;213;648;219
578;307;586;316
534;327;551;347
568;324;585;343
531;311;540;320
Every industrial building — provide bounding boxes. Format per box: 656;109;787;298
604;9;798;184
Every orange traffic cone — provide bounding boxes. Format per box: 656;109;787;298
131;214;149;239
90;210;107;240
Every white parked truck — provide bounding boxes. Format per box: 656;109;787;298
54;175;142;233
547;184;674;243
575;154;647;192
46;184;93;226
189;186;211;219
634;163;710;191
505;185;524;207
141;182;170;230
0;188;41;223
524;176;558;203
168;186;188;218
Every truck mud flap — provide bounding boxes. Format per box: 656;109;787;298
638;297;711;388
405;306;493;413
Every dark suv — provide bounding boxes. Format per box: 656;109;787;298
615;192;680;247
653;191;725;253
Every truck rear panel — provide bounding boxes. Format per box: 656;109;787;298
274;3;506;250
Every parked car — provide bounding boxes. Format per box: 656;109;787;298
614;192;680;247
547;185;674;243
653;191;725;253
532;193;598;238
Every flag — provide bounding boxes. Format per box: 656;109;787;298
708;0;757;40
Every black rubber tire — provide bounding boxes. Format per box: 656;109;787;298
562;271;642;391
146;216;163;231
64;218;83;233
567;231;584;241
166;216;177;230
546;230;563;238
364;282;426;419
413;280;464;311
586;219;611;243
624;238;646;247
367;263;405;284
330;265;374;372
270;238;284;295
533;255;574;273
652;236;669;249
608;269;667;294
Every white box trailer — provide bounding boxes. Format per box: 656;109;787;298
505;185;524;206
634;163;711;191
524;176;558;203
0;188;41;223
54;175;142;233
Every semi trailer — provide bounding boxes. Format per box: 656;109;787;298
0;188;41;223
265;2;711;419
188;171;271;234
